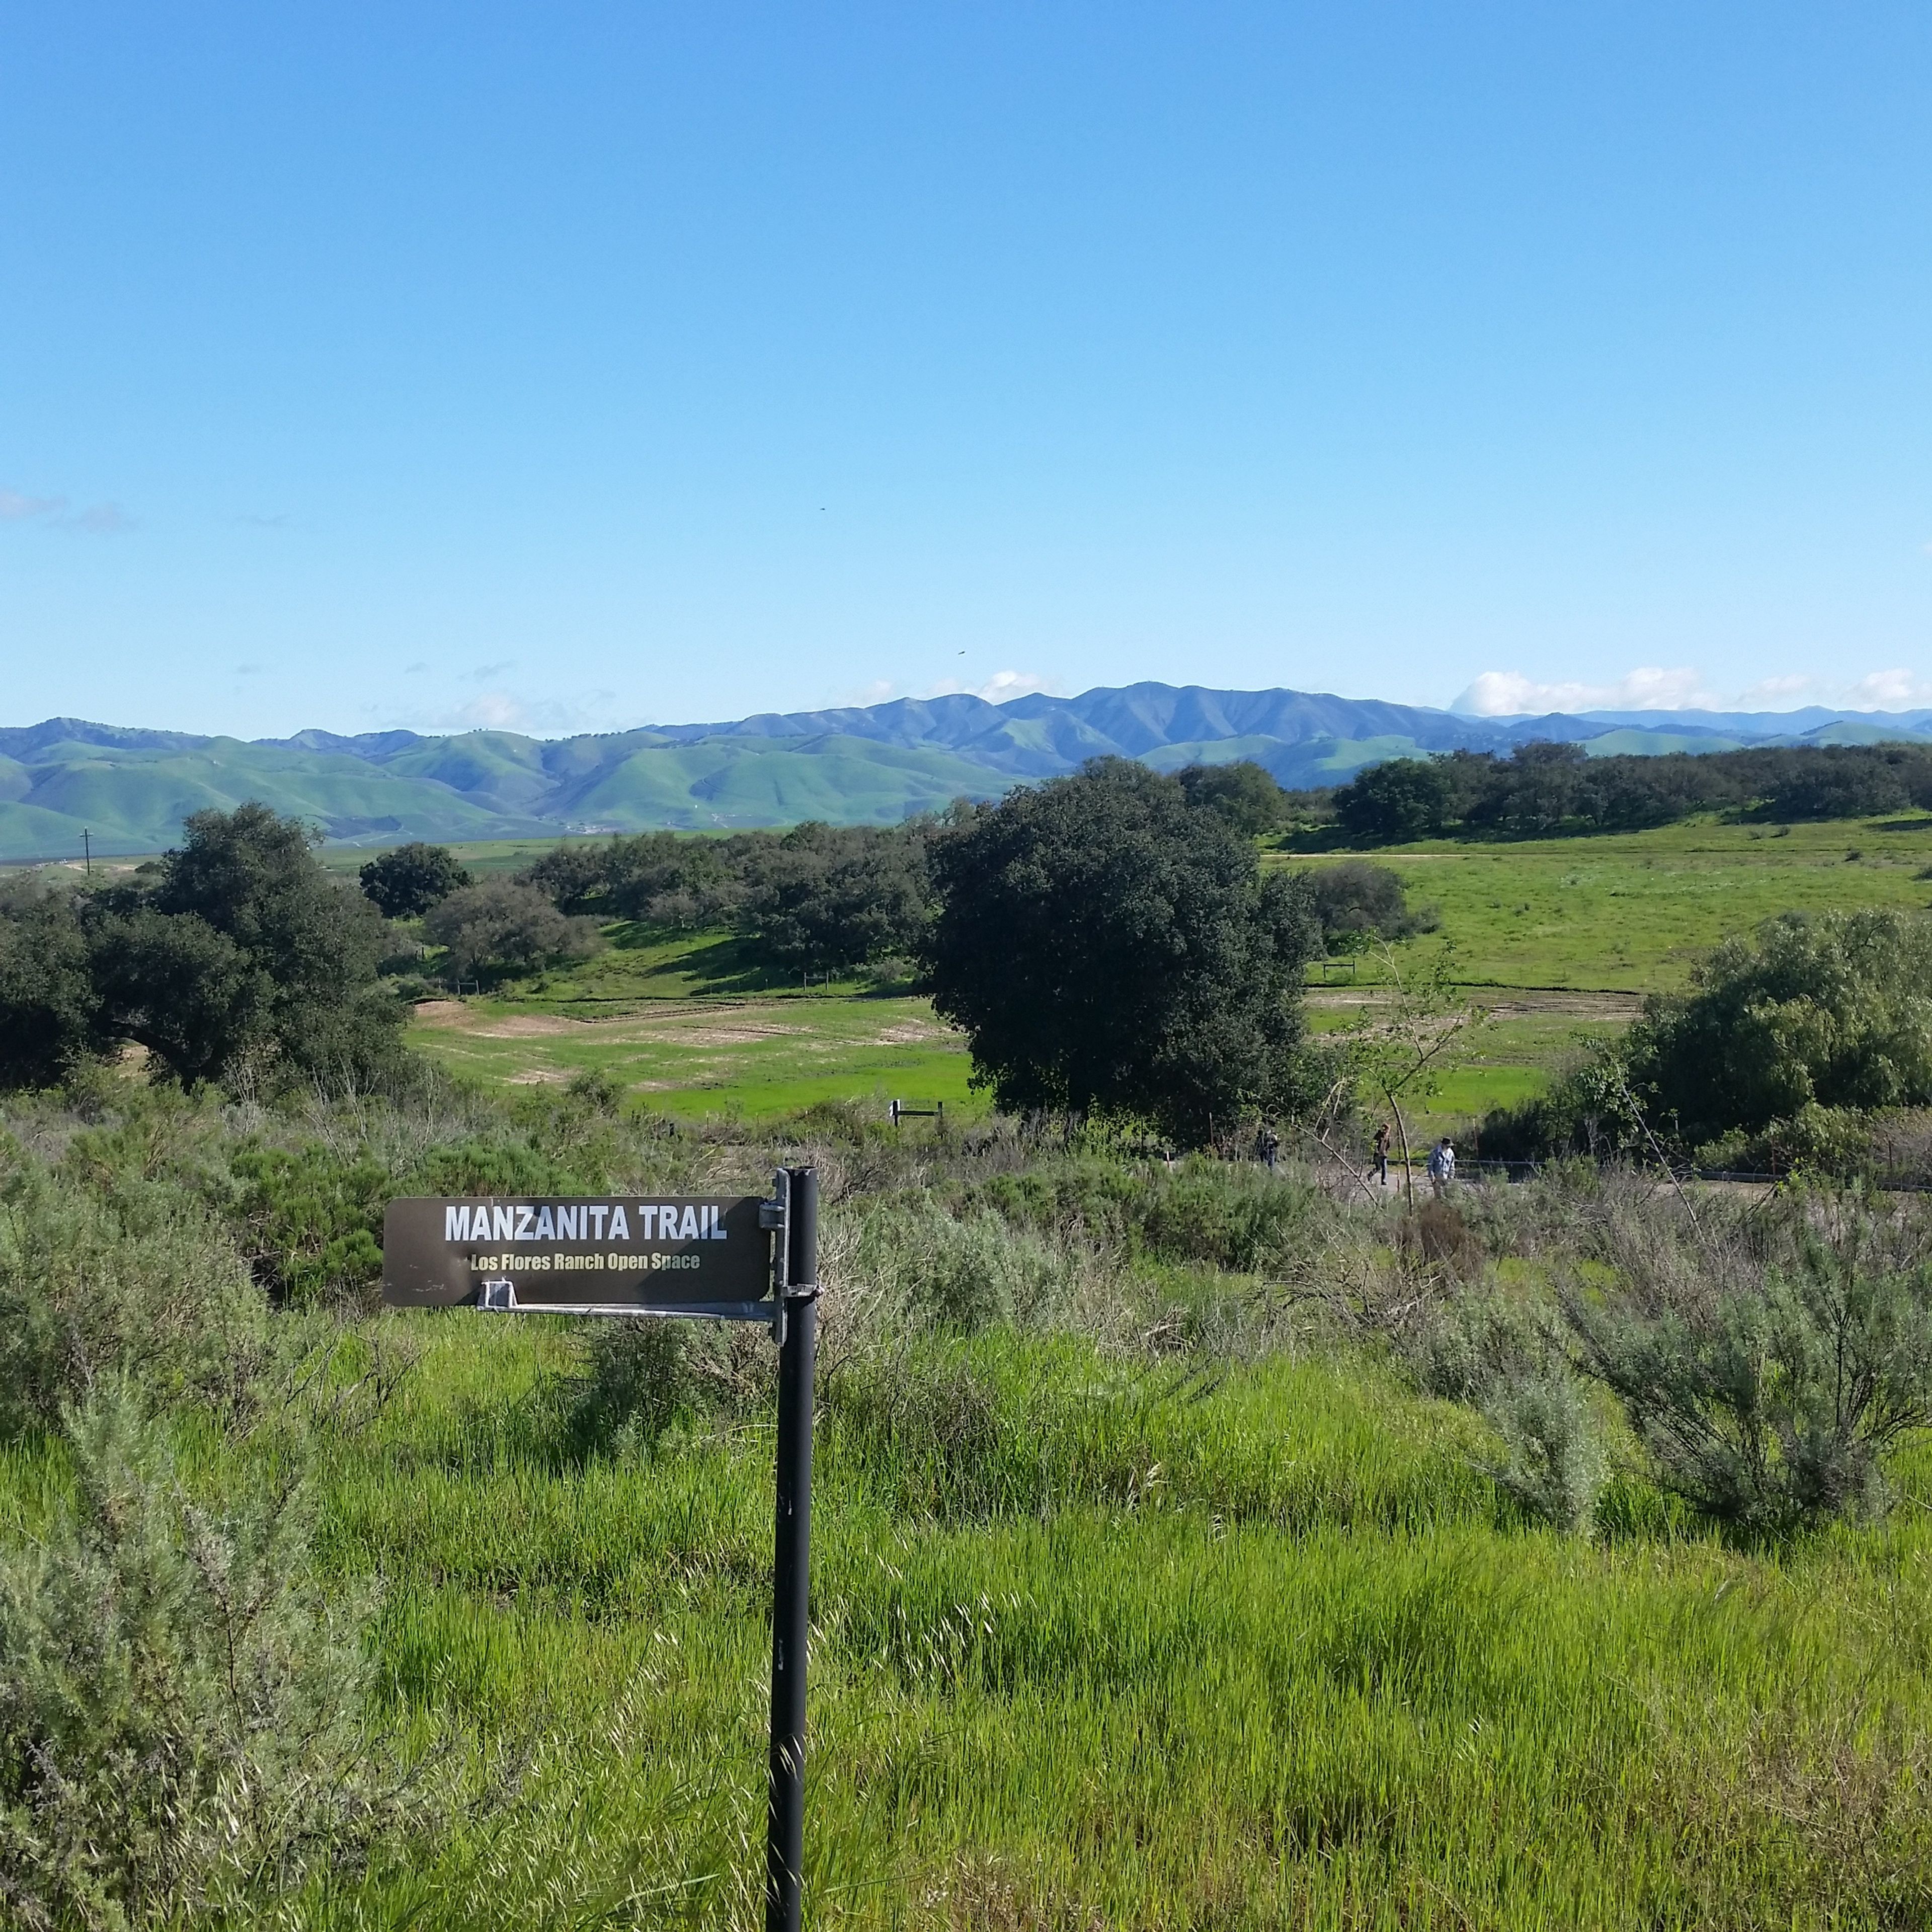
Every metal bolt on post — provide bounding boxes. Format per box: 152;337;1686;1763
766;1166;818;1932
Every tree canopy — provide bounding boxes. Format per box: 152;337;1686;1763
1296;860;1433;949
1173;760;1290;835
422;881;601;984
518;821;931;977
0;803;404;1091
1480;908;1932;1168
1626;910;1932;1150
358;842;470;918
921;759;1321;1147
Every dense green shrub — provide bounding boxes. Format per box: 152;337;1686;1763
1474;1051;1640;1164
740;820;932;976
519;821;935;975
135;803;404;1088
1479;1371;1606;1534
0;878;103;1088
1764;756;1911;821
1480;911;1932;1169
1334;739;1932;843
0;1390;406;1928
566;1318;697;1459
409;1133;601;1200
1627;910;1932;1154
1174;759;1290;834
0;1153;271;1439
849;1195;1060;1332
965;1156;1332;1278
1334;757;1457;839
1294;859;1436;949
1399;1277;1607;1533
0;803;406;1095
221;1126;620;1308
1136;1165;1326;1273
229;1144;388;1306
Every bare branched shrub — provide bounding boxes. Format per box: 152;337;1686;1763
1394;1199;1485;1276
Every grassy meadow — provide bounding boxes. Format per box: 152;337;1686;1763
400;812;1932;1137
9;1085;1932;1929
410;991;979;1122
1277;812;1932;994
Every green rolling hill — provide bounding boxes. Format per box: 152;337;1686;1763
2;685;1928;861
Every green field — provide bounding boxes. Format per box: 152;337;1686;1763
411;991;980;1121
1277;813;1932;994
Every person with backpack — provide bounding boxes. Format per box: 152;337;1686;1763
1372;1122;1391;1186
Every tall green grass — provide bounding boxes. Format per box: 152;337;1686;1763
281;1313;1932;1927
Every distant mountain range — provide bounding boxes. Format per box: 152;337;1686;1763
6;684;1931;861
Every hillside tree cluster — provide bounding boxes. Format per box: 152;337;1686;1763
1330;739;1932;840
517;818;938;977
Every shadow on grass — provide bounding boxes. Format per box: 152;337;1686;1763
603;925;808;994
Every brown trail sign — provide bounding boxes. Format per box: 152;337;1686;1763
381;1173;819;1932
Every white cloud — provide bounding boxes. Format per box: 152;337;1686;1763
1452;666;1717;717
922;669;1063;705
1459;664;1932;718
68;501;135;535
1846;667;1932;708
425;689;626;735
0;490;136;533
0;489;63;522
1736;668;1932;712
1735;673;1816;705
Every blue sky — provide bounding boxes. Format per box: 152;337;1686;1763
3;2;1930;738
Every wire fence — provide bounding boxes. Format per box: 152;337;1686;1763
1455;1155;1932;1192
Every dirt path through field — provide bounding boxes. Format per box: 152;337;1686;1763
1306;987;1644;1019
410;995;957;1050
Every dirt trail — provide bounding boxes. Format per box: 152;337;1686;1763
409;996;955;1050
1306;987;1644;1020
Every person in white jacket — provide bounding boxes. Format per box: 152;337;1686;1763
1426;1137;1456;1198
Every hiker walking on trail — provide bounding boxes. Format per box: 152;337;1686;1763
1426;1137;1456;1199
1256;1122;1280;1173
1372;1122;1391;1186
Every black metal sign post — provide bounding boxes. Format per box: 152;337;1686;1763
381;1170;820;1929
765;1167;818;1932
